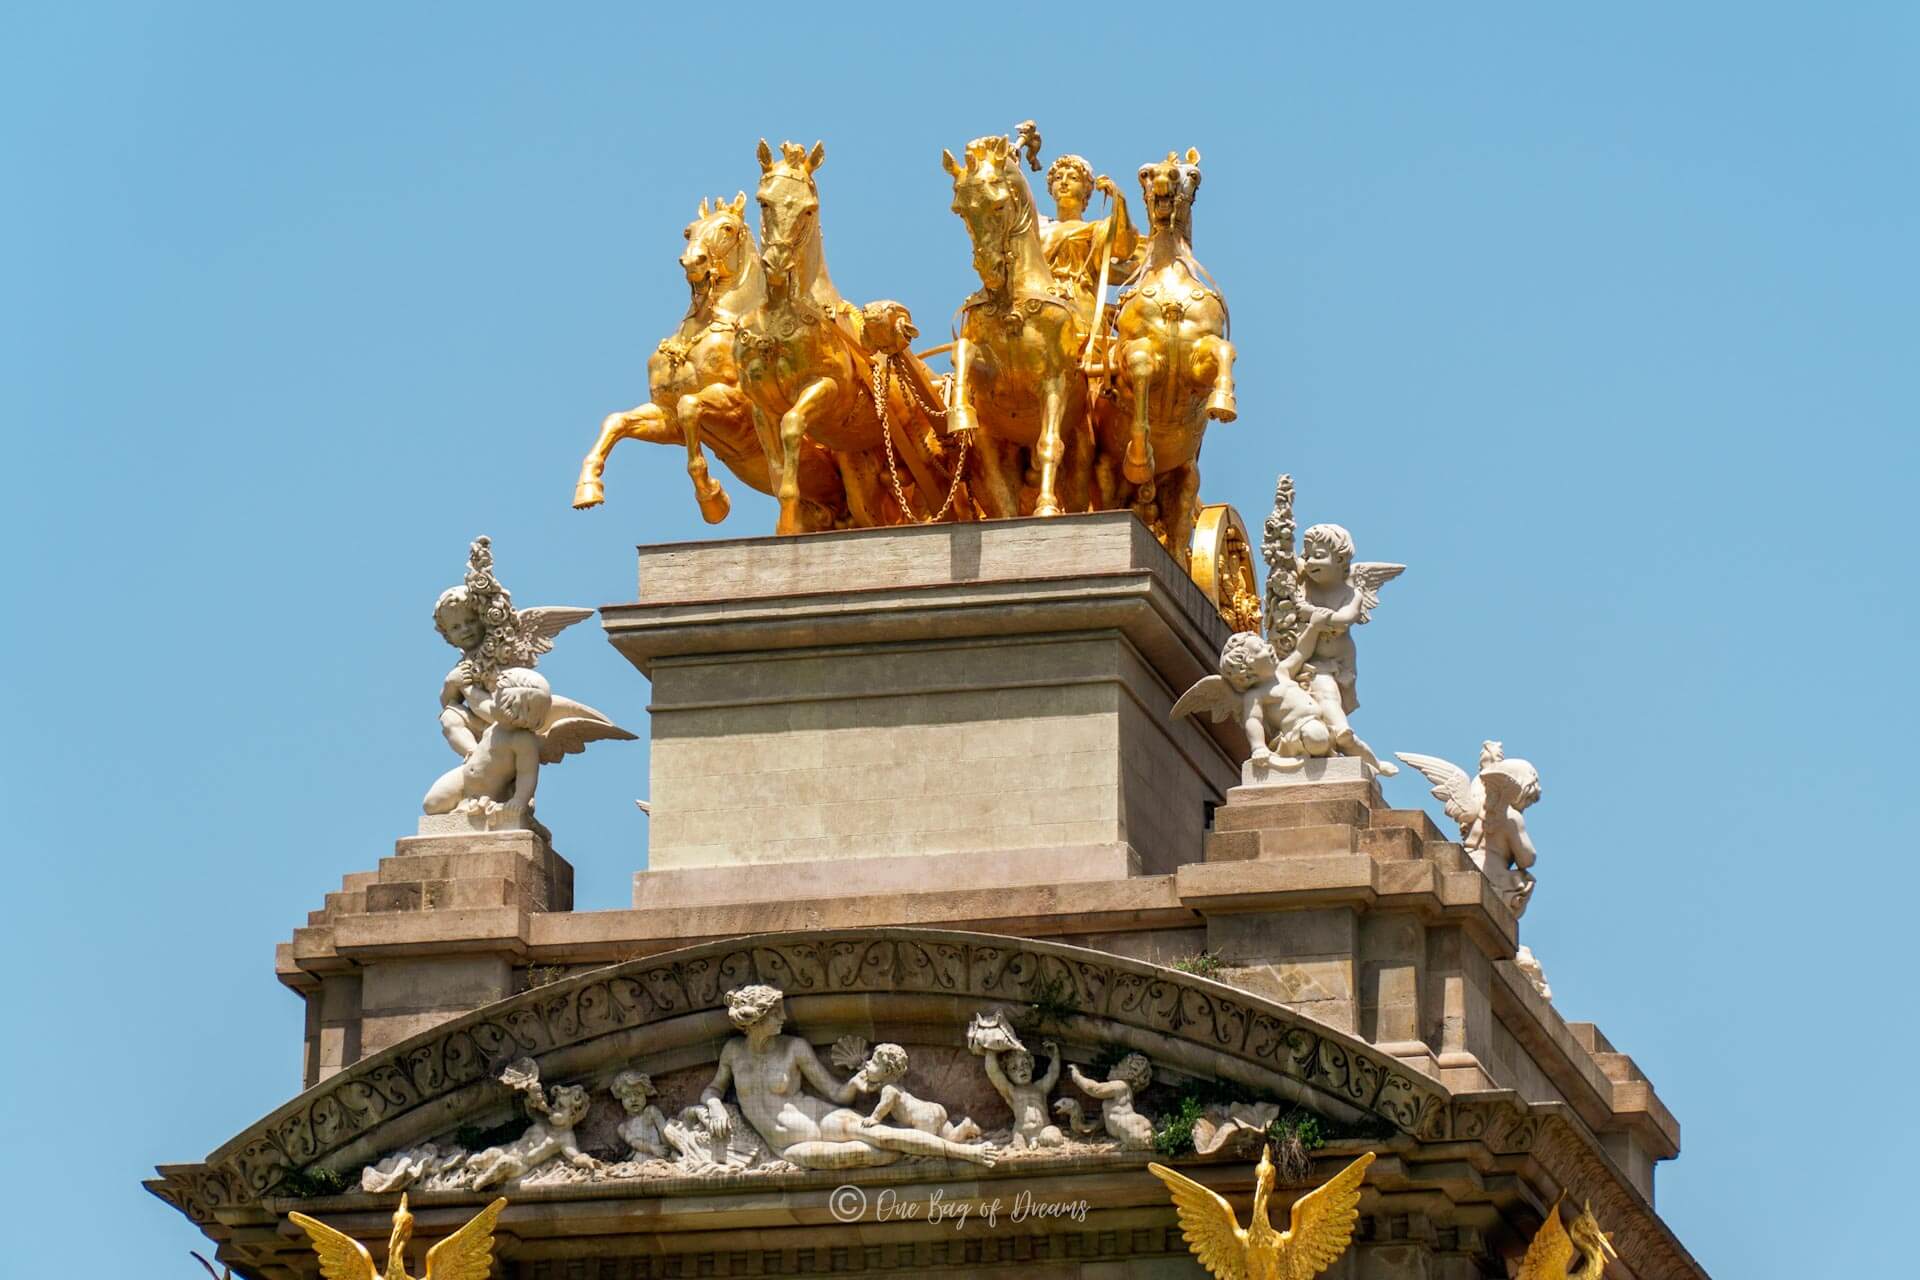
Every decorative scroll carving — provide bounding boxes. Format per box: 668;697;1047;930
160;930;1467;1212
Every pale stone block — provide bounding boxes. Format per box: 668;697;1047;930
361;955;514;1014
1238;754;1376;789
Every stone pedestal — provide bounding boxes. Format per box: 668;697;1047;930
602;513;1242;907
284;823;573;1086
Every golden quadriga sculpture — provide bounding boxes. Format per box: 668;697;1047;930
572;122;1254;618
1148;1147;1374;1280
288;1194;508;1280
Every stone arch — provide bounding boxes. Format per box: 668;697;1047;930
159;928;1546;1220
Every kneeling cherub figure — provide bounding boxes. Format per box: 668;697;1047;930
423;666;551;820
1172;631;1333;773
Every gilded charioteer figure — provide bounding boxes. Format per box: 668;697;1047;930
942;124;1098;519
573;194;848;526
1035;149;1140;312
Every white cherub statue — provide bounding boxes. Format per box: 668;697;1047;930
425;536;634;824
1395;741;1543;916
466;1058;602;1189
1286;522;1403;775
610;1069;671;1161
1172;631;1334;779
1055;1053;1155;1150
849;1042;984;1143
1256;475;1404;776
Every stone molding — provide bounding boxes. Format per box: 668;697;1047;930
167;930;1483;1211
154;927;1707;1280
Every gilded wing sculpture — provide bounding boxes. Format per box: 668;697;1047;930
1147;1147;1375;1280
288;1193;509;1280
1515;1196;1618;1279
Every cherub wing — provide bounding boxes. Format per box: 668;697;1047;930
537;694;638;765
515;606;595;657
1393;752;1479;831
1514;1198;1575;1280
423;1196;509;1280
1171;674;1242;725
285;1211;377;1280
1146;1162;1250;1280
1347;563;1405;623
1275;1150;1375;1280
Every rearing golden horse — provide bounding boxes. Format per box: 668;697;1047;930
736;140;957;535
572;193;846;526
1100;148;1238;569
942;131;1094;518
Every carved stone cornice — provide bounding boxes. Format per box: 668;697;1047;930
152;928;1702;1280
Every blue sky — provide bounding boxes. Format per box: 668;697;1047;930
3;4;1914;1275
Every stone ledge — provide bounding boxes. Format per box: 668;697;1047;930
632;842;1141;910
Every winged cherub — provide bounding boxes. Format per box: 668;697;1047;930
288;1194;508;1280
1395;741;1543;916
1515;1196;1617;1279
426;536;633;822
1284;523;1403;775
1148;1148;1375;1280
1172;631;1334;777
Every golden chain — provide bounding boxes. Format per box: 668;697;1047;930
873;353;968;524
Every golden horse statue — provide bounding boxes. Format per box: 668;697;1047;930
573;194;847;525
736;139;959;535
1101;148;1238;569
942;127;1096;519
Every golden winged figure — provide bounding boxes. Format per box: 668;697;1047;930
1515;1196;1618;1279
287;1193;508;1280
1147;1147;1375;1280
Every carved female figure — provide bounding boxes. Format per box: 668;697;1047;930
699;985;996;1169
942;130;1097;519
573;195;847;527
1099;149;1238;567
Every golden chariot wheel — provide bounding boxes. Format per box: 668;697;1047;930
1189;502;1263;634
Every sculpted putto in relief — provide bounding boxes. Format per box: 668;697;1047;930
1056;1053;1155;1150
700;985;997;1169
467;1059;602;1190
851;1042;983;1143
968;1012;1067;1150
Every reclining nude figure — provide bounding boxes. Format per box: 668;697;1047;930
699;985;997;1169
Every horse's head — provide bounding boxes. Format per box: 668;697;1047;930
1138;148;1203;236
942;133;1039;291
681;192;753;290
755;139;825;292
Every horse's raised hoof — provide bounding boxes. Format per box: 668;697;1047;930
695;485;731;524
1122;443;1153;487
573;479;606;509
947;402;980;436
1206;390;1238;423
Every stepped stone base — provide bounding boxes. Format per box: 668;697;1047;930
287;825;573;1087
